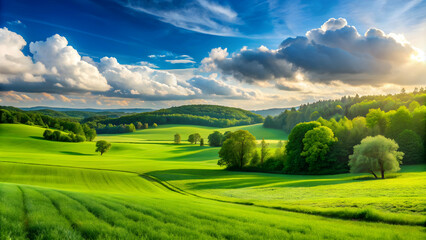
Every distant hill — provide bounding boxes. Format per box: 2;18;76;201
251;107;293;117
98;105;264;128
20;106;155;113
16;106;156;120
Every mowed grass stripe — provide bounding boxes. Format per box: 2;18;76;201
40;189;136;240
0;184;26;240
20;186;82;240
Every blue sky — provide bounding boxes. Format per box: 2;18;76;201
1;0;425;109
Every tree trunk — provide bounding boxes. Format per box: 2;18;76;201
370;170;377;179
101;152;103;156
381;170;385;179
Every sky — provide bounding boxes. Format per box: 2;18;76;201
0;0;425;110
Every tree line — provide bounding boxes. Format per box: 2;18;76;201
264;89;425;132
217;102;425;176
94;105;263;128
1;106;97;142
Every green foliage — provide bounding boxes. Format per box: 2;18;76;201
284;121;321;174
264;91;426;133
386;106;412;138
208;131;223;146
260;138;269;165
188;133;201;144
174;133;181;144
43;129;86;142
218;130;256;169
250;150;260;166
152;123;158;128
366;108;388;135
95;140;111;156
396;130;425;164
349;135;403;179
200;138;204;146
301;126;337;173
98;105;264;128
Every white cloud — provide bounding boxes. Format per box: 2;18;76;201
202;18;426;87
29;34;111;92
117;0;240;36
166;59;196;64
98;57;196;99
0;28;46;84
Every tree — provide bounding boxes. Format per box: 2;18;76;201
260;138;269;165
284;121;321;173
251;150;260;166
125;123;136;132
366;108;388;135
386;106;412;138
95;140;111;156
152;123;158;128
144;123;149;129
200;138;204;146
43;129;53;140
301;126;337;173
263;116;274;128
174;133;181;144
208;131;223;146
218;130;256;169
395;130;424;164
137;122;143;129
188;133;201;144
349;135;403;179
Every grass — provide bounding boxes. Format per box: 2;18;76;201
0;123;425;239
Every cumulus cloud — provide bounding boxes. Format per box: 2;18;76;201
188;75;259;99
202;18;425;87
0;28;46;84
29;34;110;92
0;29;268;102
0;28;110;93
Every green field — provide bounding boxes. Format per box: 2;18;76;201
0;124;425;239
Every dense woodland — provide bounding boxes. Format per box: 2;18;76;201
96;105;264;128
0;106;96;142
219;89;426;175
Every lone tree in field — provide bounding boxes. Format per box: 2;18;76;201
95;140;111;156
188;133;201;144
349;135;403;179
200;138;204;146
218;130;256;169
174;133;181;144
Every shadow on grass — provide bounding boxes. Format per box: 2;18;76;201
30;136;44;140
60;151;96;156
353;174;400;180
148;168;353;189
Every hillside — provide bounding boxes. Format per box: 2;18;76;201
98;105;264;128
251;107;294;117
0;124;424;239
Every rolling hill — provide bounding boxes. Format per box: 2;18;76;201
98;105;264;128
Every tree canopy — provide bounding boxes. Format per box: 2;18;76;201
301;126;337;173
349;135;403;179
95;140;112;156
218;130;256;169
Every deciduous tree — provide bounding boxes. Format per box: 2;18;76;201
349;135;403;179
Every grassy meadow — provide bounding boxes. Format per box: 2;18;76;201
0;123;425;239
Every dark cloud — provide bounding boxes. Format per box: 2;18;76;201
202;18;423;87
